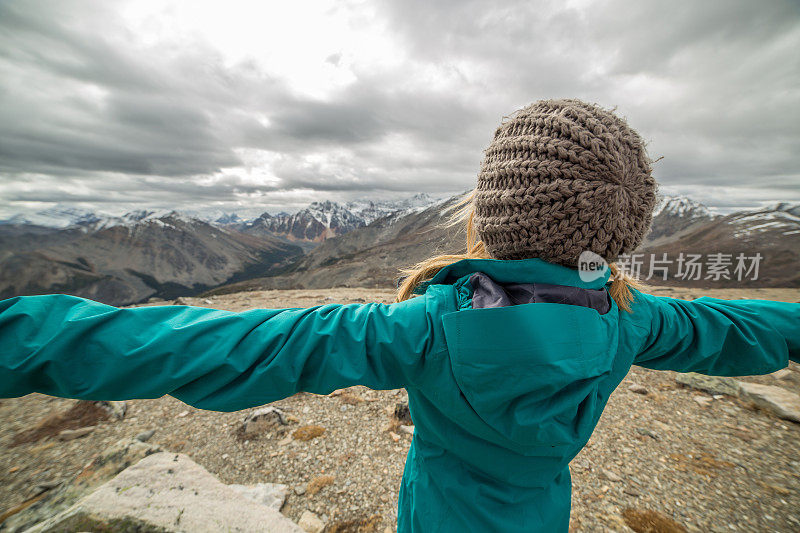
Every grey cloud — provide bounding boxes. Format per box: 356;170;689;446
0;0;798;217
381;0;800;201
0;1;291;178
589;0;800;76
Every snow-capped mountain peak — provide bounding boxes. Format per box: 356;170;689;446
652;194;713;219
0;206;105;228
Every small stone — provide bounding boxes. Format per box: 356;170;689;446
221;453;229;459
278;436;293;446
628;384;649;395
399;425;415;436
242;407;287;436
9;466;20;473
294;484;307;496
389;432;400;442
601;469;622;482
95;401;127;420
135;429;156;442
694;396;713;407
203;299;213;304
624;488;641;497
173;297;190;305
177;410;189;418
58;426;95;441
298;510;325;533
34;480;61;493
635;427;659;440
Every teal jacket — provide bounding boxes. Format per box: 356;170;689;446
1;258;798;532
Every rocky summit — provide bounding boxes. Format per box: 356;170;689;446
1;285;799;532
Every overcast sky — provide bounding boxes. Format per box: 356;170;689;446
1;0;798;217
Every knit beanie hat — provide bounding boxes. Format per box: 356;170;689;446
473;98;658;266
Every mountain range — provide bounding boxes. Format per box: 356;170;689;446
0;194;443;305
1;193;798;305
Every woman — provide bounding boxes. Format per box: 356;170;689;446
1;99;798;532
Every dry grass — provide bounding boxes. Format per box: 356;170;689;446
10;401;109;447
293;425;325;441
622;508;688;533
307;475;335;496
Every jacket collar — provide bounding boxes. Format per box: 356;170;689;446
413;257;611;294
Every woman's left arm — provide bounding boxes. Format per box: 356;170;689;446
0;293;442;411
627;291;800;375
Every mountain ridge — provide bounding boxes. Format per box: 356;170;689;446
1;194;797;305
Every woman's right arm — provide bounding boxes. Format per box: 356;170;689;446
0;293;444;411
626;290;800;376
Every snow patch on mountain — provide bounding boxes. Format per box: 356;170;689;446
729;203;800;238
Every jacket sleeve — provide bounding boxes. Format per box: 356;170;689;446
627;290;800;375
0;293;439;411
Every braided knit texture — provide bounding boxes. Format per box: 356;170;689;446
474;98;658;266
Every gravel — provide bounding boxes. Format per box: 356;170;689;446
1;286;799;532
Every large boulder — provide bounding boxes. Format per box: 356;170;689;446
25;452;303;533
675;373;741;396
739;382;800;423
2;438;162;532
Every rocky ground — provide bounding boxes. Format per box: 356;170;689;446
1;286;799;532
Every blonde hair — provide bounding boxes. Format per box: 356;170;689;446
395;189;644;312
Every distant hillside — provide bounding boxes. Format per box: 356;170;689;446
0;212;302;305
639;203;800;287
204;194;466;294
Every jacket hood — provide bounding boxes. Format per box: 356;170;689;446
426;258;620;463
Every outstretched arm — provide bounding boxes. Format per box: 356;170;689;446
626;291;800;375
0;293;442;411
